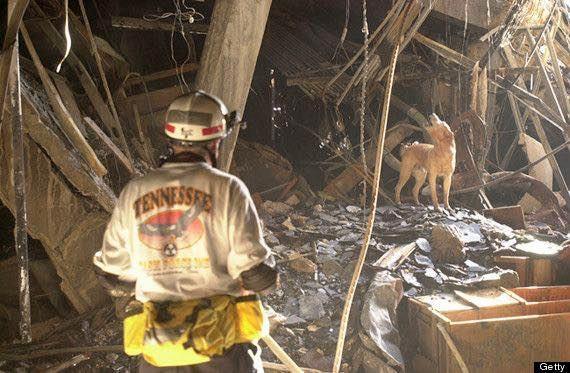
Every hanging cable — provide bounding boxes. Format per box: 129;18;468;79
359;0;370;208
332;0;350;61
55;0;71;73
143;0;205;92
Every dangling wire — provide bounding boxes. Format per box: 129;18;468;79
359;0;369;208
332;0;350;61
144;0;205;92
55;0;71;73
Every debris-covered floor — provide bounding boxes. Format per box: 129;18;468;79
1;199;568;372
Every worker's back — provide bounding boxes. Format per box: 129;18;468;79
94;161;271;303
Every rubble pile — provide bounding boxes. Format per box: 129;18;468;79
258;200;569;370
0;200;567;371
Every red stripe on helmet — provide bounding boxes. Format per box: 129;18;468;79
202;125;223;136
165;123;176;133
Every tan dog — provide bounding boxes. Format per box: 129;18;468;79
394;114;456;211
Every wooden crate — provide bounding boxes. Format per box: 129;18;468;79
408;287;570;373
511;285;570;302
494;256;556;286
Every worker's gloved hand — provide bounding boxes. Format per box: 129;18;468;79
240;262;279;296
115;296;143;320
95;267;136;298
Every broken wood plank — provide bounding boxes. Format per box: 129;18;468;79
19;98;116;212
526;30;566;125
545;32;570;123
261;335;303;373
469;61;480;113
20;25;107;177
123;64;199;88
132;104;156;168
413;33;476;70
79;0;134;170
373;242;416;271
118;85;184;116
483;205;526;230
7;0;31;343
477;66;488;122
111;16;209;35
83;117;134;174
49;73;87;136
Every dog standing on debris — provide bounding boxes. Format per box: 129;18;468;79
394;113;456;211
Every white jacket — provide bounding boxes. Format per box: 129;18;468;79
93;162;271;302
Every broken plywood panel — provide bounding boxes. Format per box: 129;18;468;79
518;133;554;213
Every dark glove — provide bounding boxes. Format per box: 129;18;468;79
240;262;279;293
95;267;135;298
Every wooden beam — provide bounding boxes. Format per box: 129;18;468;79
526;30;567;125
83;117;134;174
78;0;134;171
123;64;199;88
194;0;272;171
7;0;31;343
49;73;87;136
118;85;184;116
111;16;209;35
132;104;156;168
545;32;570;123
413;33;476;69
20;25;108;177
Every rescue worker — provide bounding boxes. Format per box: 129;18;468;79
93;90;278;372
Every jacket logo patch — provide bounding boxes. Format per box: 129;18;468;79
138;206;204;257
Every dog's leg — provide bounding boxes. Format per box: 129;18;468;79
428;173;440;211
412;168;427;205
443;174;452;209
395;161;413;204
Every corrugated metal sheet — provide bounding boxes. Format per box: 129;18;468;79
261;20;352;101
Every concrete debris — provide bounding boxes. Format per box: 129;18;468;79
288;256;318;273
262;200;293;216
285;194;301;206
431;225;467;264
299;294;326;321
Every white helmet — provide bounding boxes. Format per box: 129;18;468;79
165;90;229;143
